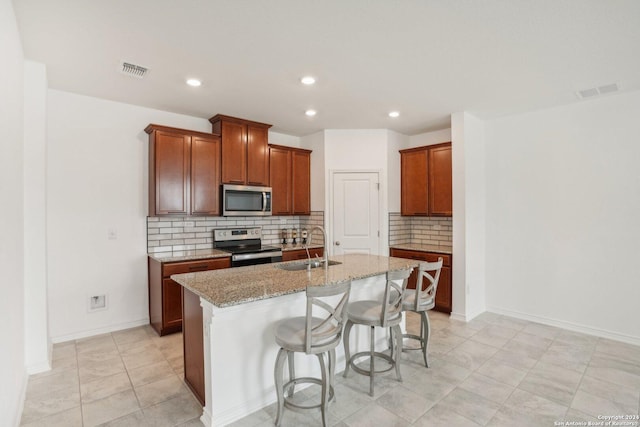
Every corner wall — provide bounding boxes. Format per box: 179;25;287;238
484;91;640;344
0;0;27;424
24;60;50;374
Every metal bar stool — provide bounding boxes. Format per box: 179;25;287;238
402;258;442;367
342;268;412;396
273;280;351;427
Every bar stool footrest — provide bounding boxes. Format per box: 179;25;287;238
282;377;335;412
401;333;424;351
348;351;396;377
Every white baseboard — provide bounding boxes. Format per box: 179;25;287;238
449;311;466;322
26;359;51;375
51;318;150;343
14;370;28;427
486;306;640;346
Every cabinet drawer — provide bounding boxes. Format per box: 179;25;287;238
390;249;450;266
163;257;231;277
282;248;324;262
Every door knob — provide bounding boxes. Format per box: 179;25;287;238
335;241;341;246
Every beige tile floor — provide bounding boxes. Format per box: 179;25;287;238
21;311;640;426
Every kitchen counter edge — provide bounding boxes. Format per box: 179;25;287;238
389;244;452;255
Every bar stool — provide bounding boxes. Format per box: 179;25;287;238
273;280;351;427
342;268;412;396
402;258;442;367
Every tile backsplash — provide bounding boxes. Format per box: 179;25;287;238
388;212;452;248
147;211;324;253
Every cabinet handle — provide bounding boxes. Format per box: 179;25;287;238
189;265;208;271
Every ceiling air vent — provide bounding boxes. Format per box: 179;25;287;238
576;83;619;100
119;61;149;78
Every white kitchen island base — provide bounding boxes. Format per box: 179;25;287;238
199;275;397;427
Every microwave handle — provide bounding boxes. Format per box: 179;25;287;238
262;192;267;212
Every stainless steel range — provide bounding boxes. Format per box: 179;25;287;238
213;227;282;267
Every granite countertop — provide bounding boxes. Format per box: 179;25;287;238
275;243;324;251
171;253;418;308
389;244;453;255
148;248;231;263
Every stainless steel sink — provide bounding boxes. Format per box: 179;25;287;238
277;260;342;271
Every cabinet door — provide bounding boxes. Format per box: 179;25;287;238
246;125;269;186
269;147;292;215
221;121;247;184
400;149;429;215
162;279;183;332
292;150;310;214
435;266;452;312
182;287;204;405
428;144;452;216
154;131;190;215
191;135;221;215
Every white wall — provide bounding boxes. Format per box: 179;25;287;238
484;91;640;344
269;131;300;148
386;130;408;213
300;131;325;211
323;130;389;255
451;113;486;320
46;90;212;341
24;60;50;374
0;0;27;424
408;128;452;149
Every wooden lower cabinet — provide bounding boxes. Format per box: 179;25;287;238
389;248;452;313
282;247;324;261
148;255;231;405
148;257;231;336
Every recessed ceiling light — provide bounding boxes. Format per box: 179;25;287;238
305;109;317;117
301;76;316;85
388;111;400;118
186;78;202;87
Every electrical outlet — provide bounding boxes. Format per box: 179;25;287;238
89;294;107;311
108;228;117;240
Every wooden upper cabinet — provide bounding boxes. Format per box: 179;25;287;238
269;144;312;215
247;125;270;186
191;135;221;215
269;146;292;215
292;150;311;214
219;121;246;185
145;124;221;216
428;144;452;216
399;142;452;216
209;115;271;186
400;148;429;216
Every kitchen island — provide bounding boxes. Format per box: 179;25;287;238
171;253;418;426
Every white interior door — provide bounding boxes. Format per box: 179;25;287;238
332;172;380;255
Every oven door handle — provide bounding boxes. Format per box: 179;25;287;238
232;251;283;262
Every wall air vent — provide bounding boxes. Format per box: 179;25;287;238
576;83;619;100
119;61;149;78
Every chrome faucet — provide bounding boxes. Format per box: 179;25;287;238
308;226;329;268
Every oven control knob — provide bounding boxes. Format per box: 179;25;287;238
223;231;227;236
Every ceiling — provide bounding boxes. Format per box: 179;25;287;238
13;0;640;136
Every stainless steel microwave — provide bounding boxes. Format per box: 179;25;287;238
222;184;272;216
